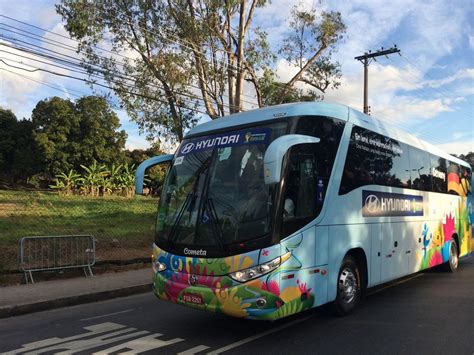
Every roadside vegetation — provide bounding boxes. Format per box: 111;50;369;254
0;190;157;243
0;190;158;271
50;162;138;197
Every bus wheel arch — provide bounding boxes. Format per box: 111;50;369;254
346;248;368;291
452;234;460;256
445;234;460;272
333;248;368;316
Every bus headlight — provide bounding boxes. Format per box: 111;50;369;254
228;252;291;283
152;260;167;273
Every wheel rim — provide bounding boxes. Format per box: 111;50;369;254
449;242;458;270
339;268;359;304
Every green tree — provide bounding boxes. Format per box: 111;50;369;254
0;108;40;185
125;145;168;195
56;1;345;143
274;7;345;104
73;96;127;166
32;96;127;178
0;108;17;180
32;96;78;177
455;152;474;170
11;119;40;184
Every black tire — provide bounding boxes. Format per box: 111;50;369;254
444;239;459;273
333;255;362;316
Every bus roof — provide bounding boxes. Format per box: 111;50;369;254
185;102;470;168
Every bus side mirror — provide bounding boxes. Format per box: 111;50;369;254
263;134;320;185
135;154;174;195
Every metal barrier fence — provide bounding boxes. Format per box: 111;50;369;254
0;191;158;276
19;235;96;284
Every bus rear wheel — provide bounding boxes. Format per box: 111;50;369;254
334;255;362;316
444;240;459;273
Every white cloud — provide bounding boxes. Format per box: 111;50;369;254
2;0;473;152
374;96;452;124
42;23;80;58
0;40;45;114
424;69;474;88
125;136;150;151
253;0;473;133
321;62;468;126
437;140;474;155
0;1;59;30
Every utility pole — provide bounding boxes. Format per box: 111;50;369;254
355;46;400;114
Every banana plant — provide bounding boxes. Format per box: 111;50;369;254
49;169;81;196
117;163;136;197
108;163;123;193
80;161;108;197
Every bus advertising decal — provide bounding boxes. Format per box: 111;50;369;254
177;128;271;157
362;190;423;217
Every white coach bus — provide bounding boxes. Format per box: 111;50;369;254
136;102;473;320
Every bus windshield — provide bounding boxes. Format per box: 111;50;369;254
156;122;287;256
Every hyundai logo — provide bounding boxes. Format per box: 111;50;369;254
189;274;198;286
181;142;195;154
364;194;380;213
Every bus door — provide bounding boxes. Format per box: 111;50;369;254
381;223;409;281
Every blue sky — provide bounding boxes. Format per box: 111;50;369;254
0;0;473;154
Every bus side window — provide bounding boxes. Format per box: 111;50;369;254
447;161;461;196
409;147;432;191
430;155;447;193
339;127;410;194
459;165;471;197
281;145;319;238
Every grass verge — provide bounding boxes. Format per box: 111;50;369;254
0;190;158;271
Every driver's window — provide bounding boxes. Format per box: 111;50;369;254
281;144;319;238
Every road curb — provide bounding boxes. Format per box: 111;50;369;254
0;283;152;319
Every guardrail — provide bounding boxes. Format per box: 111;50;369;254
19;235;96;284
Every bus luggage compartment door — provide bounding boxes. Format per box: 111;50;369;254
381;223;409;281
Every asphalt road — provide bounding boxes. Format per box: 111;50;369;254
1;257;473;355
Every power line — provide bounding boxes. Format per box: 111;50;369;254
2;9;313;106
0;67;127;110
1;67;87;99
0;53;243;114
0;29;259;111
0;14;262;105
0;22;131;72
0;58;212;116
0;39;253;113
0;14;128;61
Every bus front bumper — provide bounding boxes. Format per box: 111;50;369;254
152;269;315;320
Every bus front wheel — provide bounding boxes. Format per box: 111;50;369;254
334;255;362;316
444;240;459;273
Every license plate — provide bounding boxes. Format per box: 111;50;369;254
182;293;203;305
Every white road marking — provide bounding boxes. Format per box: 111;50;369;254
368;274;424;296
207;315;312;354
28;329;149;355
4;323;126;354
5;322;207;355
80;309;135;321
92;333;184;354
177;345;211;354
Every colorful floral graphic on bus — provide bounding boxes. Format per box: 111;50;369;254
151;239;315;320
417;197;472;270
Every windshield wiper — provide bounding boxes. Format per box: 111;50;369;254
167;156;211;246
167;192;194;246
206;198;226;251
